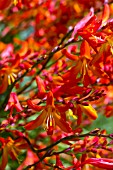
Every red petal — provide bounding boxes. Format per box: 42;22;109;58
17;149;38;170
76;105;82;126
83;158;113;169
47;91;54;106
0;73;8;94
72;8;94;37
27;99;42;111
0;147;8;170
0;0;11;10
56;155;64;168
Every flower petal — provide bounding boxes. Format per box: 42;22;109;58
27;99;43;111
82;158;113;169
62;49;78;61
36;76;45;92
0;73;8;94
80;40;91;60
80;104;98;120
56;155;64;168
0;147;8;170
47;91;54;106
72;8;94;37
102;4;110;26
0;0;11;10
54;112;72;133
25;110;46;130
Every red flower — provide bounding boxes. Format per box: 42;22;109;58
5;92;23;117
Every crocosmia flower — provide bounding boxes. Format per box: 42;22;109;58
25;91;72;135
5;92;23;117
0;65;18;94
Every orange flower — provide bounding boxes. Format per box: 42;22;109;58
0;65;19;94
62;40;92;86
62;40;109;86
0;137;27;170
25;91;72;135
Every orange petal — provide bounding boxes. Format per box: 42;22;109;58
0;73;8;94
54;112;72;133
0;147;8;170
80;40;91;60
52;76;64;86
72;9;94;37
27;99;43;111
25;110;46;130
102;4;110;25
62;49;78;61
47;91;54;106
35;76;46;93
91;66;109;79
80;104;98;120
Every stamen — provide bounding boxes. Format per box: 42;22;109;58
8;75;11;85
12;73;17;78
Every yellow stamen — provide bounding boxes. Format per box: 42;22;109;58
13;0;18;6
8;75;11;85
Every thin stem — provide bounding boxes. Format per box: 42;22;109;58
46;55;64;68
23;131;113;169
16;38;76;95
23;150;51;170
37;132;113;153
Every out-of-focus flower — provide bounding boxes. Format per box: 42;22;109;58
0;0;11;10
82;158;113;169
5;92;23;116
0;137;27;170
102;3;110;26
54;155;64;169
17;149;38;170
